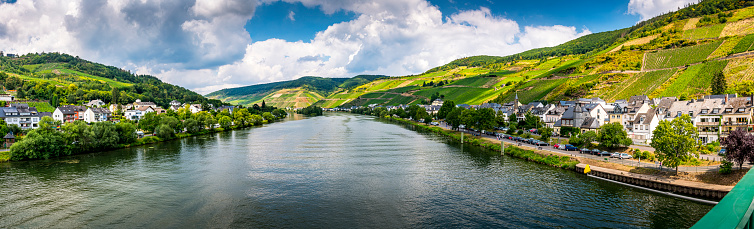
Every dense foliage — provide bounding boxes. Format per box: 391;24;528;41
208;75;385;99
721;129;754;169
650;115;699;174
10;102;288;161
597;123;634;149
297;105;323;116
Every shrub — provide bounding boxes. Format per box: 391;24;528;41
522;132;532;139
516;129;524;135
719;161;733;174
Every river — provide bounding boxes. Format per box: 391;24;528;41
0;113;711;228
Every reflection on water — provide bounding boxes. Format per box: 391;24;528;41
0;113;711;228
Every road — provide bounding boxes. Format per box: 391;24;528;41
437;122;747;173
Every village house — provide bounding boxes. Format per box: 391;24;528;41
133;99;157;110
0;93;14;101
53;105;86;123
85;99;106;108
83;107;112;123
0;103;45;129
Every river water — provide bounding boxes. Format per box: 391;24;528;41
0;113;711;228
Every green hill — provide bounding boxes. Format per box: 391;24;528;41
210;0;754;107
0;53;223;108
206;75;387;108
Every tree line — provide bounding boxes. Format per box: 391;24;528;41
10;102;288;161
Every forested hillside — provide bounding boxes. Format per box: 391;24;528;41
0;53;223;108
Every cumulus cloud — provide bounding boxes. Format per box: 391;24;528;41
288;10;295;21
628;0;697;21
192;0;590;94
1;0;591;96
0;0;255;71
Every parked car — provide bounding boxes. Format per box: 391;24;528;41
591;149;601;155
430;122;439;126
459;124;466;129
718;149;726;156
619;153;633;159
580;148;591;154
536;141;549;146
564;145;579;151
501;128;509;132
610;152;621;158
598;151;612;156
553;144;560;149
557;144;566;150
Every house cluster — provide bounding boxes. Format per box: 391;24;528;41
477;94;753;145
346;92;754;145
50;99;228;124
0;103;52;130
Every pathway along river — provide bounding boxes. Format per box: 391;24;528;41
0;113;711;228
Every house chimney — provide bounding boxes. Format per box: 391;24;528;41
725;94;729;104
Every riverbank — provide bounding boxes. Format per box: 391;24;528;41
387;117;579;169
386;116;739;199
0;117;287;163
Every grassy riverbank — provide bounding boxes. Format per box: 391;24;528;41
388;117;580;170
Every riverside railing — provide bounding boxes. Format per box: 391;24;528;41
692;168;754;229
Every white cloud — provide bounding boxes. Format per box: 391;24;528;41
288;10;295;21
195;1;590;94
0;0;591;96
627;0;697;21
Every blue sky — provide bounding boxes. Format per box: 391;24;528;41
0;0;696;94
247;0;641;43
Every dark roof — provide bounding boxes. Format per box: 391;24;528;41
56;105;86;114
3;131;14;139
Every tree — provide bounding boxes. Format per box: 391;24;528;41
460;108;477;130
445;107;463;130
540;126;554;142
205;116;217;130
650;114;699;174
577;131;598;148
116;122;137;144
711;71;726;95
138;112;160;133
155;124;174;139
476;108;496;132
160;116;181;132
523;113;543;130
721;129;754;169
560;126;580;138
111;87;119;104
16;87;25;99
184;118;200;133
262;112;275;122
10;117;69;160
90;122;119;150
219;116;233;129
250;114;263;125
597;122;633;149
437;100;456;119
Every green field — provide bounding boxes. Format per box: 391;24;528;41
644;41;722;69
612;69;677;100
448;76;494;87
26;102;55;112
681;24;726;40
500;78;568;104
729;34;754;55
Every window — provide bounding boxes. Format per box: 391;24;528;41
677;111;682;117
713;108;720;114
689;111;694;117
701;109;708;114
739;108;746;113
737;118;748;124
725;108;733;113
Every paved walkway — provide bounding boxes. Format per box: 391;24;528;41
436;122;750;173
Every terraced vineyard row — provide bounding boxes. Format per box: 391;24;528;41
730;34;754;55
658;60;729;97
612;69;677;100
681;24;725;40
644;41;723;69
